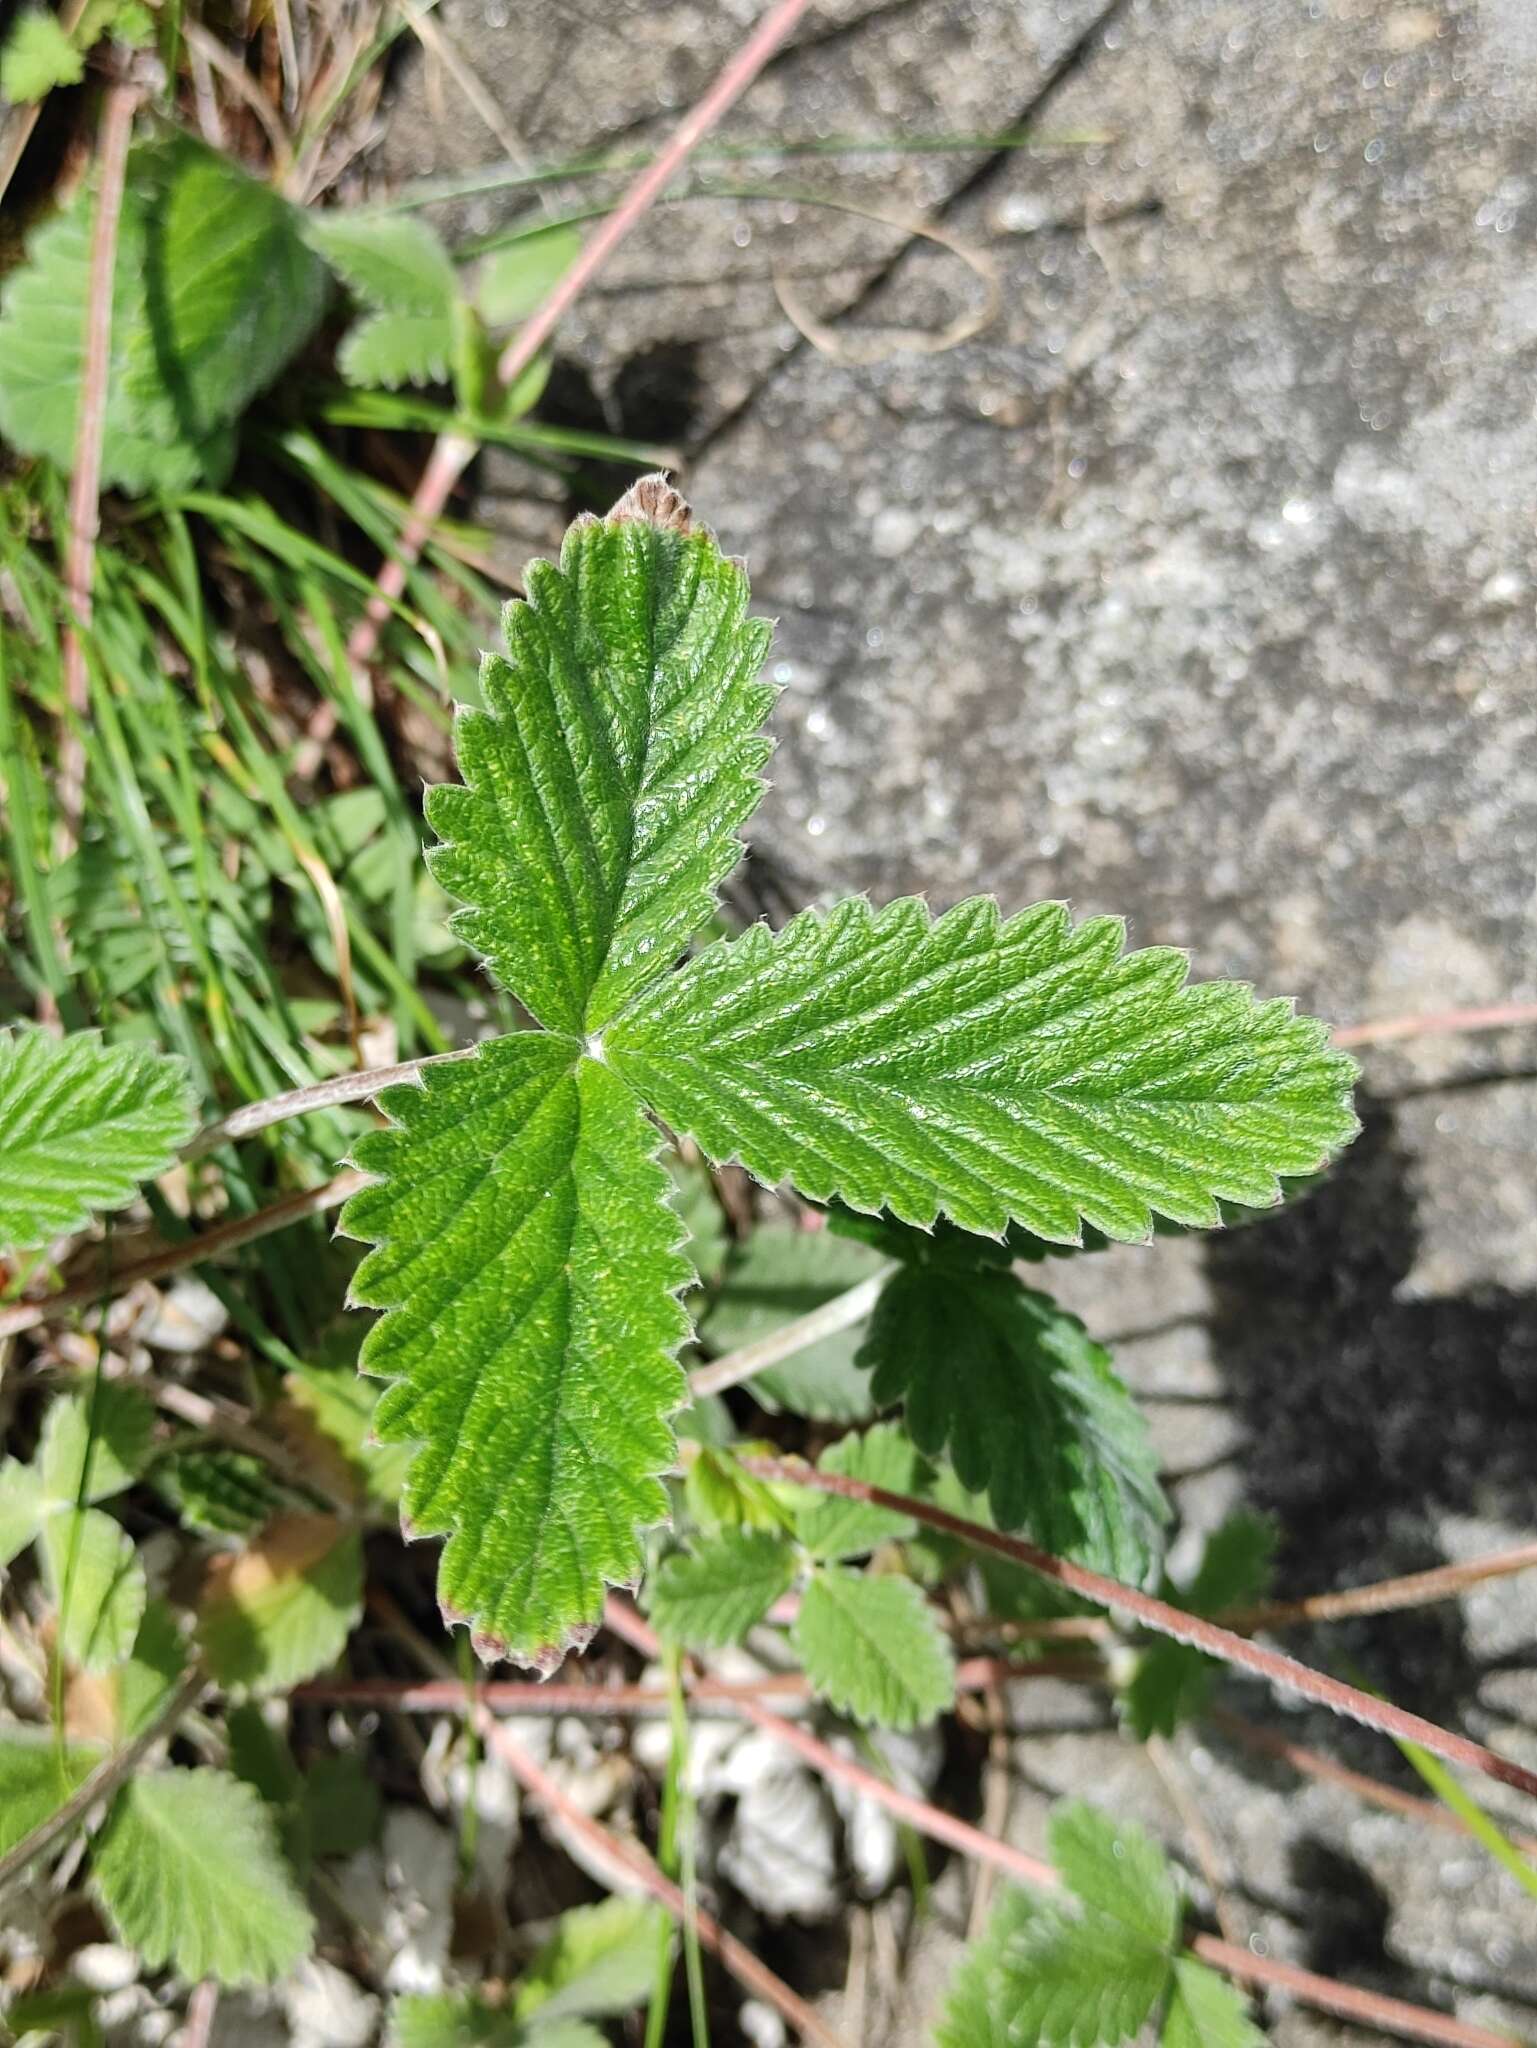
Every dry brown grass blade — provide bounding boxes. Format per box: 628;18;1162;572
773;201;1001;364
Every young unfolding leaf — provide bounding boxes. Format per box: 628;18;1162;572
860;1272;1168;1583
607;895;1357;1243
424;477;775;1036
38;1383;155;1505
0;1031;195;1251
793;1566;954;1730
155;1446;289;1537
793;1421;926;1562
342;1034;692;1667
92;1766;314;1985
650;1528;795;1648
198;1513;363;1693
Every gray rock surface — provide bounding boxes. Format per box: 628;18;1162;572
381;1;1537;2039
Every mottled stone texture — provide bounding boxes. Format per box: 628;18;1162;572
381;1;1537;2037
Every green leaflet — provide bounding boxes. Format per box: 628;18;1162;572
513;1895;667;2024
859;1271;1169;1583
0;135;327;495
424;479;775;1037
92;1767;314;1985
793;1421;926;1561
949;1806;1265;2048
606;895;1358;1243
649;1527;795;1648
939;1804;1212;2048
197;1514;364;1694
41;1506;147;1673
342;1032;692;1666
0;1729;102;1857
1162;1959;1268;2048
792;1566;955;1730
1;9;83;100
0;1031;195;1252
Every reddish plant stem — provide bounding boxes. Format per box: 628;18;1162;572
1228;1541;1537;1631
344;0;816;671
1209;1707;1537;1860
602;1600;1515;2048
478;1713;848;2048
1333;1000;1537;1050
55;76;139;866
296;1655;1095;1718
736;1458;1537;1805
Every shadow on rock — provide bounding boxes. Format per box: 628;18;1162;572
1202;1096;1537;1752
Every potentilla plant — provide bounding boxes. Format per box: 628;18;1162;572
0;477;1358;1675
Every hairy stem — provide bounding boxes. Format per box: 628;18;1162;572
602;1599;1513;2048
736;1458;1537;1804
55;76;139;871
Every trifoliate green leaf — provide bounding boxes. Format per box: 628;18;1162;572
38;1383;155;1505
306;210;456;312
112;1599;188;1740
424;477;774;1038
793;1566;954;1730
339;308;456;390
700;1224;883;1421
649;1528;794;1648
1120;1512;1275;1739
0;1030;194;1251
0;1728;101;1856
341;1033;692;1666
154;1446;289;1537
1;10;83;102
793;1421;925;1561
475;224;580;325
1161;1958;1267;2048
41;1507;147;1672
514;1895;667;2023
1049;1802;1181;1948
197;1513;363;1693
859;1271;1168;1582
92;1766;314;1985
0;135;326;494
606;896;1358;1243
